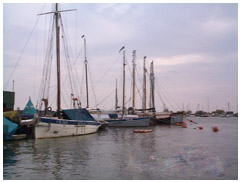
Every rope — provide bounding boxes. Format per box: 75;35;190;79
96;54;121;83
88;63;98;108
4;15;41;90
95;88;115;108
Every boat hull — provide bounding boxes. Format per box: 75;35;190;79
35;117;101;139
170;115;184;124
105;117;150;127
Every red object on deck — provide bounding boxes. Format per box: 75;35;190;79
189;120;193;122
182;121;186;125
213;126;219;132
182;125;187;128
176;122;180;126
133;129;153;133
199;126;203;130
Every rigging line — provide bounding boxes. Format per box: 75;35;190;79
34;23;38;103
59;14;75;95
88;63;98;108
155;79;180;111
80;63;86;104
125;54;143;107
94;88;115;108
61;86;70;109
157;86;177;112
36;16;55;108
75;8;78;63
59;14;80;98
135;63;143;98
75;47;83;64
96;54;121;83
42;18;55;98
125;96;132;107
59;40;83;97
4;15;41;90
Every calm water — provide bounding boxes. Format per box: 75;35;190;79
3;117;238;180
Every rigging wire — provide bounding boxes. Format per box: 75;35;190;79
4;15;41;90
4;4;47;91
88;63;98;108
59;14;75;95
36;14;55;110
96;54;121;83
94;88;115;108
155;77;181;112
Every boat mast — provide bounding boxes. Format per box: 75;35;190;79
83;35;89;108
37;4;76;118
132;50;136;109
55;3;61;118
122;50;126;116
142;56;147;112
150;61;155;111
115;79;118;110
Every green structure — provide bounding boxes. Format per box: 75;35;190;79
3;91;15;111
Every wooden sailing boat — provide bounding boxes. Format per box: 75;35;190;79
138;59;183;125
104;48;150;127
34;4;101;139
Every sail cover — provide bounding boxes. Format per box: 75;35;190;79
62;109;96;121
3;116;18;140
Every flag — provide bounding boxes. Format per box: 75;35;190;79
119;46;125;53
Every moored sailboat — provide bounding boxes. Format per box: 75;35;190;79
104;48;150;127
34;4;101;139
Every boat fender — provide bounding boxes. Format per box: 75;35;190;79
213;126;219;132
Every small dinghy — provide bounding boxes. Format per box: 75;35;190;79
133;129;153;133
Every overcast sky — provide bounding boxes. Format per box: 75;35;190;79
3;3;238;113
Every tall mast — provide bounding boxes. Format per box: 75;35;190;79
83;36;89;108
115;79;118;110
142;56;147;112
132;50;136;109
55;3;61;118
150;61;155;111
37;4;76;118
122;50;126;116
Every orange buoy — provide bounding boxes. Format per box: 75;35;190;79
213;126;219;132
199;126;203;130
182;125;187;128
176;122;180;126
182;121;186;125
133;129;153;133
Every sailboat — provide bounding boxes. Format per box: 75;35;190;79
104;48;150;127
34;4;101;139
138;59;183;125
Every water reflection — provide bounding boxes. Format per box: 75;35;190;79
3;117;238;180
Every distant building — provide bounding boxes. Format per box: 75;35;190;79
3;91;15;111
